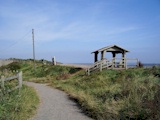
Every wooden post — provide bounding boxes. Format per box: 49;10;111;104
137;59;139;67
54;56;56;65
101;51;105;60
87;68;90;75
112;58;114;69
100;62;102;71
125;58;127;69
18;71;22;88
94;52;98;63
122;53;126;68
32;29;36;72
1;76;5;90
112;52;116;68
52;57;56;65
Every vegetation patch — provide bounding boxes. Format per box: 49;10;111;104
1;60;159;120
50;67;160;120
0;85;39;120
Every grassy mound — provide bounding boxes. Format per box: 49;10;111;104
50;67;160;120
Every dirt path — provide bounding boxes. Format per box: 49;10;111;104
25;82;93;120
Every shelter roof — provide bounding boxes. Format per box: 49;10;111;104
91;45;129;54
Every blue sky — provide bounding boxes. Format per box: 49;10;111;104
0;0;160;63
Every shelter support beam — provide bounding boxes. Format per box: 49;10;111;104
122;53;126;68
101;50;105;60
112;52;116;68
94;52;99;63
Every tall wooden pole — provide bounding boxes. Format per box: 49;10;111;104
32;29;36;72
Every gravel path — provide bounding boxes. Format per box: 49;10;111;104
25;82;93;120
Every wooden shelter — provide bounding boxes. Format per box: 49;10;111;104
92;45;129;62
87;45;139;75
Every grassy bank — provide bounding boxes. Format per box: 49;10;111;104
1;60;160;119
0;85;39;120
50;67;160;120
0;61;39;120
20;60;160;120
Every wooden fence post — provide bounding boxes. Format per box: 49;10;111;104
52;56;56;65
18;71;22;88
112;58;114;69
100;62;102;71
87;68;90;75
1;76;5;90
125;58;127;69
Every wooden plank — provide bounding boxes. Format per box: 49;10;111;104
18;71;22;88
1;71;23;91
100;63;102;71
5;75;18;81
87;68;90;75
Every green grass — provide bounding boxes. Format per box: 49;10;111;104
1;60;160;120
0;61;40;120
0;61;81;120
49;67;160;120
23;64;82;82
18;61;160;120
0;85;39;120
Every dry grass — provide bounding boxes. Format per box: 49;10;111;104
2;60;160;119
50;67;160;120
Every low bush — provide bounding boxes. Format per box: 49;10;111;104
7;62;21;72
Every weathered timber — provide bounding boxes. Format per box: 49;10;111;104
0;71;23;92
86;45;139;75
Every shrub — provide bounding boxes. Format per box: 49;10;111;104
7;62;21;72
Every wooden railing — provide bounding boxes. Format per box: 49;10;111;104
0;71;22;92
86;58;139;75
86;59;111;75
125;58;139;69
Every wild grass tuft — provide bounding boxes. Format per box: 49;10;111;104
0;85;39;120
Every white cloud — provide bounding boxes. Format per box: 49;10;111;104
106;26;139;35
